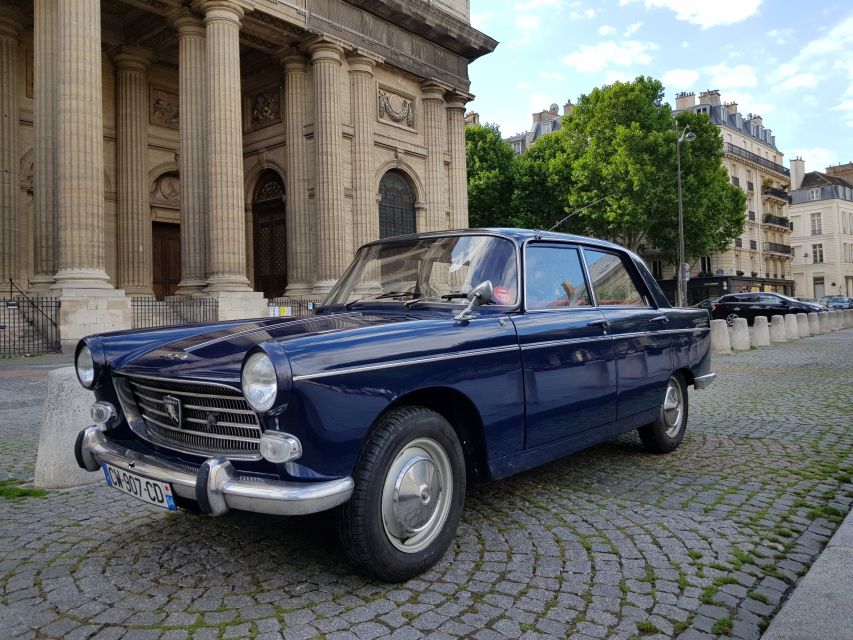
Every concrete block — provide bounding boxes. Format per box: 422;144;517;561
34;367;100;489
730;317;750;351
752;316;770;347
710;319;731;354
784;314;800;340
769;315;787;343
831;311;840;331
819;312;830;333
808;312;821;335
796;313;810;338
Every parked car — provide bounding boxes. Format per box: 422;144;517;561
693;297;719;311
820;296;853;310
74;229;716;581
712;292;824;326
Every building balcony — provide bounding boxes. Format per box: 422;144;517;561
762;213;791;229
761;186;789;203
763;242;793;255
724;143;790;177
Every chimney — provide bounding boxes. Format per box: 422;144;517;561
675;91;696;110
826;161;853;187
724;101;738;115
698;89;721;106
464;111;480;126
790;157;805;191
751;114;763;126
563;100;574;116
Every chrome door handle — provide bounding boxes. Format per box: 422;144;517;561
587;319;608;328
651;315;669;323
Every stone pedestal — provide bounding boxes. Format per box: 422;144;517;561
56;289;132;352
808;312;821;335
730;318;750;351
784;314;800;340
796;313;810;338
769;315;787;343
213;290;268;321
710;319;731;354
752;316;770;347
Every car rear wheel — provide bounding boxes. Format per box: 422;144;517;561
336;406;466;582
725;313;739;327
638;373;688;453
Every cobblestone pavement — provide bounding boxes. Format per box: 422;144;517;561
1;336;851;640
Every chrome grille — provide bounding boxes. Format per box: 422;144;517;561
121;375;262;460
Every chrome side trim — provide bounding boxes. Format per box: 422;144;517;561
520;334;611;351
293;344;520;381
693;373;717;389
78;427;354;517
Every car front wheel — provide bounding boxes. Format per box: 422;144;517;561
336;406;466;582
638;373;688;453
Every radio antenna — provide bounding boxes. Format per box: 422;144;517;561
547;194;612;232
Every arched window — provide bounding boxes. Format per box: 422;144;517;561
252;170;286;298
378;170;416;238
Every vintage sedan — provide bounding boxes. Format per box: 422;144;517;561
74;229;715;581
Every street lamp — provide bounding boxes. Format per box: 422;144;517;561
676;124;696;306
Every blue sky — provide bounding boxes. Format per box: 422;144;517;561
467;0;853;174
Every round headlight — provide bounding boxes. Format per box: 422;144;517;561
242;352;278;412
76;345;96;388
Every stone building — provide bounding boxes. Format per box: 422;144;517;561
0;0;495;347
505;101;573;155
665;90;794;298
788;159;853;298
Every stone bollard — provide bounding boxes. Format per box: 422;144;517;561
808;312;821;335
769;315;788;343
818;311;830;333
730;317;751;351
784;314;800;340
711;319;732;354
830;310;839;331
796;313;810;338
34;367;99;488
846;309;853;328
752;316;771;347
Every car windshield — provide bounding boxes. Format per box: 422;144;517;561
322;234;519;307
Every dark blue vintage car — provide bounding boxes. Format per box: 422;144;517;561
74;229;715;581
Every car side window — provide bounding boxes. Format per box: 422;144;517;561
759;294;782;305
525;244;591;310
583;248;648;306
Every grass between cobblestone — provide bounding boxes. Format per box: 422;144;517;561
0;332;851;639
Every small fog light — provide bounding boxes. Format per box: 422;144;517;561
259;431;302;463
90;401;117;426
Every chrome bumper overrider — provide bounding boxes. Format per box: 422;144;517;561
693;373;717;389
76;427;353;517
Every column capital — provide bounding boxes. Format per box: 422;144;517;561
304;37;345;63
195;0;254;24
347;52;380;76
444;90;473;111
170;8;206;38
112;47;154;74
275;47;306;71
421;80;451;102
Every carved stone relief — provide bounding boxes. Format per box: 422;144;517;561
150;88;179;129
151;172;181;205
377;88;415;130
248;89;281;131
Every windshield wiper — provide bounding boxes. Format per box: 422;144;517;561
404;292;470;309
345;291;419;310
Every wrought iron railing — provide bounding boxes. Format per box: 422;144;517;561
763;242;793;255
1;281;61;355
267;297;324;317
724;143;790;176
131;297;219;329
763;214;790;228
761;187;789;202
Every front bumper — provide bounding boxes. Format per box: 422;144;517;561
75;427;354;517
693;372;717;389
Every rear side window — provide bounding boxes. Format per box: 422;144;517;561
583;249;648;306
525;244;591;309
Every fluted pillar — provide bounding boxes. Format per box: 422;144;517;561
53;0;111;288
281;51;312;296
445;92;470;230
421;82;449;231
309;40;347;294
31;0;56;291
114;48;154;296
200;0;252;292
348;53;378;252
173;10;209;296
0;20;19;285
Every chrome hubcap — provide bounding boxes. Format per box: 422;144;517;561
382;438;452;554
662;379;683;437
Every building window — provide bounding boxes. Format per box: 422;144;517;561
810;213;822;235
700;256;711;274
732;176;740;187
378;170;416;238
747;181;754;192
808;188;821;201
812;244;824;264
651;260;663;279
814;277;825;299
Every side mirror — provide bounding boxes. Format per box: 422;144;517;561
454;280;493;321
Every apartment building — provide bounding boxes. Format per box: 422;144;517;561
788;160;853;298
504;101;574;155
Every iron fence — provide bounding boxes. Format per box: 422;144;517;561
267;297;324;317
0;295;61;356
131;297;219;329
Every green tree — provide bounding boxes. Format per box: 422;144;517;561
510;132;574;231
465;123;515;227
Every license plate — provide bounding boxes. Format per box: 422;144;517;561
102;462;177;510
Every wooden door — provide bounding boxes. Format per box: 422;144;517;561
153;222;181;299
252;172;287;298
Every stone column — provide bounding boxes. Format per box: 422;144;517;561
0;20;19;285
114;48;154;296
348;53;378;252
53;0;130;349
281;51;312;297
30;0;56;291
200;0;252;293
308;40;347;294
421;82;449;231
173;10;209;296
445;91;470;230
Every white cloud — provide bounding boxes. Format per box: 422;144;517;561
562;40;659;72
515;0;565;10
662;68;700;89
832;100;853;112
471;12;494;30
570;8;596;19
515;14;541;30
778;73;820;91
644;0;763;29
681;41;689;48
598;25;616;36
605;70;631;84
624;21;644;36
722;91;774;117
787;147;839;171
765;28;795;44
704;63;758;88
528;91;557;114
516;81;531;90
539;70;566;81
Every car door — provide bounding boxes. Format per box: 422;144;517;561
511;242;616;449
582;247;672;420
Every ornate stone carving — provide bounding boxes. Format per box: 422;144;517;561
378;89;415;129
151;172;181;204
150;88;179;129
256;176;283;201
250;90;281;129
